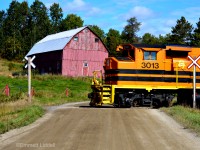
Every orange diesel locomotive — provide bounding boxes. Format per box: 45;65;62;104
88;44;200;108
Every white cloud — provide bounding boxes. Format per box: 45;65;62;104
164;19;176;27
124;6;155;20
65;0;86;11
136;19;175;37
87;7;102;16
62;0;104;17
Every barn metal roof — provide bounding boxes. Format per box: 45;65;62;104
26;26;87;56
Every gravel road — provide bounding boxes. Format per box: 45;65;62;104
0;102;200;150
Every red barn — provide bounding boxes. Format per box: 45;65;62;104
26;26;108;76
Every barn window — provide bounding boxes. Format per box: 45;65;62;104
74;37;78;41
83;62;88;67
144;51;157;60
85;28;88;32
95;38;99;43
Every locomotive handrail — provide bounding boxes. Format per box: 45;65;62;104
92;70;103;86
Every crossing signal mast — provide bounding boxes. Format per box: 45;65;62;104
187;55;200;108
24;56;36;102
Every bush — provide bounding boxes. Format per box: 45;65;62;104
8;63;15;71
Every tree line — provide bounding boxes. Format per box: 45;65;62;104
0;0;200;60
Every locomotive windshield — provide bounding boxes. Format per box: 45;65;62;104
144;51;157;60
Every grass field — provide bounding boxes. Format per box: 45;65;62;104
0;104;44;134
0;59;24;76
0;58;92;133
0;75;91;104
0;74;92;134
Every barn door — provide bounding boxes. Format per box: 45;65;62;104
83;61;89;76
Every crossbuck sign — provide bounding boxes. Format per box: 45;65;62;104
24;56;36;69
187;55;200;109
188;55;200;69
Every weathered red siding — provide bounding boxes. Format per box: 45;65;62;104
62;28;108;76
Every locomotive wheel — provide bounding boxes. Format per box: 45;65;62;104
89;101;95;107
126;102;131;108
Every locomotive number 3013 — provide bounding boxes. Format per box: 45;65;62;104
141;62;159;69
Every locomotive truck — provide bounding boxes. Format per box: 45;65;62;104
88;44;200;108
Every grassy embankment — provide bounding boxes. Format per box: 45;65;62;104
0;58;91;134
161;105;200;136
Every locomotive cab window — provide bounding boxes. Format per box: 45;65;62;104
129;50;135;60
144;51;157;60
122;50;128;57
116;44;135;61
119;50;135;61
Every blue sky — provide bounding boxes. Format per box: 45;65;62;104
1;0;200;37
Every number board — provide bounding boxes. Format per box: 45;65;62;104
141;62;159;69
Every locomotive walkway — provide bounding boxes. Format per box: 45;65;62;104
1;102;200;150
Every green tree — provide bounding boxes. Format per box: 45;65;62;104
3;1;20;37
2;0;22;60
3;37;21;60
157;34;171;44
169;16;193;45
30;0;51;45
121;17;141;43
106;28;122;56
88;25;105;41
0;10;5;56
60;14;83;31
50;3;63;34
191;18;200;46
18;1;31;58
141;33;159;44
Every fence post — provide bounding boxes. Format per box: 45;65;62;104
31;87;35;96
66;88;69;96
4;84;10;96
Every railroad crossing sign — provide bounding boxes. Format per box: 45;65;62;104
24;56;36;102
24;56;36;68
187;55;200;109
188;55;200;69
